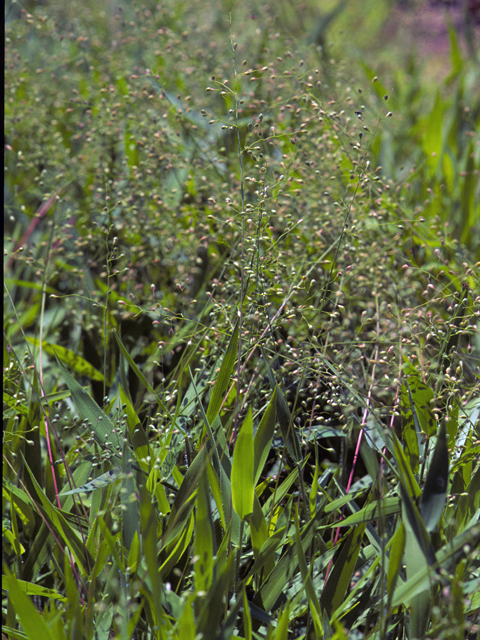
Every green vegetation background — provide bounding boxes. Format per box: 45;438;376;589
4;1;480;639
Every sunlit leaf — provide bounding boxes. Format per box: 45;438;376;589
3;568;56;640
232;407;254;520
253;386;277;485
206;321;239;425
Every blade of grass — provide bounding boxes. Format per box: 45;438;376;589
3;568;56;640
232;407;254;520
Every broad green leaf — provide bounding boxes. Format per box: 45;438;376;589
97;518;125;573
250;492;270;567
56;458;93;511
387;523;405;605
20;524;51;585
39;389;72;405
262;465;301;523
3;527;25;556
205;459;227;530
27;337;104;381
3;391;29;415
87;528;112;582
3;577;68;603
273;602;290;640
401;381;420;474
397;464;436;568
253;385;277;485
451;560;466;628
194;473;215;593
243;589;252;640
420;421;449;532
3;569;56;640
94;598;115;640
138;484;163;627
232;407;254;520
329;496;401;526
422;92;444;174
323;490;366;515
176;593;197;640
4;277;57;294
63;551;82;638
120;444;140;554
161;447;207;547
446;403;459;450
196;550;235;636
159;512;195;579
247;521;286;582
118;383;139;432
4;482;36;534
146;466;171;515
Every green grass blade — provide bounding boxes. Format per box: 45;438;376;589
22;454;94;575
261;347;301;463
232;407;254;520
329;496;401;527
320;519;367;617
387;522;406;607
59;468;121;496
194;473;215;593
206;321;239;424
250;493;275;577
3;568;56;640
161;447;207;547
294;507;323;636
175;593;197;640
253;386;277;485
2;578;68;603
419;421;449;532
400;481;435;637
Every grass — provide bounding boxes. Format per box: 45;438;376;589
3;1;480;639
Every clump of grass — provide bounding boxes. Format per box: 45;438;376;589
4;2;479;639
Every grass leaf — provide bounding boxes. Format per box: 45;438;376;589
232;407;254;520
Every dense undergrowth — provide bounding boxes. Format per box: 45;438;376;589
3;1;480;639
